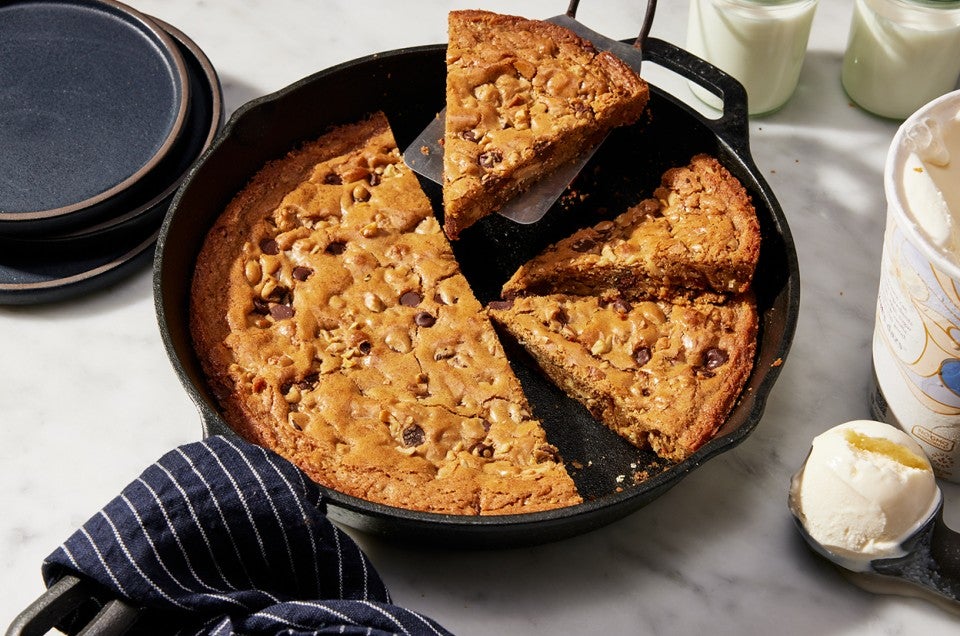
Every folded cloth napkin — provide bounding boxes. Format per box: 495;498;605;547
41;435;452;635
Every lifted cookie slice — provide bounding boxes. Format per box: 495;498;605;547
442;9;649;239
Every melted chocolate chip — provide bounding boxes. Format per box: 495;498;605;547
270;304;294;320
414;311;436;327
460;130;478;142
259;238;279;255
402;424;425;447
323;172;342;185
252;298;271;315
325;240;347;255
471;442;494;458
478;149;503;169
368;172;381;186
399;291;422;307
298;373;319;390
358;341;372;355
704;348;729;370
488;299;514;311
634;346;652;367
292;266;313;281
571;237;596;253
611;299;632;314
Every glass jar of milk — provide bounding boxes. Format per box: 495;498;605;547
686;0;819;116
842;0;960;120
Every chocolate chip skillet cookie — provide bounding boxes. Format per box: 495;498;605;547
190;112;581;515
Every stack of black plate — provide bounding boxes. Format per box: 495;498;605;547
0;0;223;304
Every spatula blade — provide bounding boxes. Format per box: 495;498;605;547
401;13;645;226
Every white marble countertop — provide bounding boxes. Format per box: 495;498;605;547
3;0;959;633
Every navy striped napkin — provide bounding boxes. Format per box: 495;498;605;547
41;435;452;635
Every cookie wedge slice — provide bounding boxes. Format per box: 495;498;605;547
191;112;581;515
488;292;757;462
442;9;649;239
501;154;761;301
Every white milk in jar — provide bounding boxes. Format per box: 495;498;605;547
871;90;960;481
686;0;819;115
842;0;960;120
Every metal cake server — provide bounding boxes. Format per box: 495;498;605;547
402;0;658;225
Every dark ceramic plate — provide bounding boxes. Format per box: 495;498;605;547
0;0;189;236
156;38;800;547
49;17;225;241
0;17;222;305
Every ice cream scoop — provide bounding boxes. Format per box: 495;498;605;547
789;420;960;612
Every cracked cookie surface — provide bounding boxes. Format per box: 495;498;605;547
191;112;581;515
501;154;760;301
488;292;757;461
442;9;649;239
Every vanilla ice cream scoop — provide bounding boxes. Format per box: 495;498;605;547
789;420;960;612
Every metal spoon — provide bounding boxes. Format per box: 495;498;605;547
789;484;960;614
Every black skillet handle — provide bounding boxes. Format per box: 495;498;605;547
5;575;139;636
640;36;751;160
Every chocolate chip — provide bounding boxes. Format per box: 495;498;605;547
368;172;381;186
611;299;632;314
402;424;425;447
414;311;436;327
270;304;294;320
471;442;494;458
399;291;422;307
460;130;478;142
292;266;313;281
488;299;514;311
323;172;342;185
358;341;372;355
478;149;502;169
259;238;279;255
552;307;569;325
297;373;319;390
571;237;596;252
634;346;652;367
252;298;271;315
704;348;728;370
325;240;347;255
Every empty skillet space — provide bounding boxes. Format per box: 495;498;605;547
0;0;188;224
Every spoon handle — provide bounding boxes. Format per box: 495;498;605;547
929;513;960;599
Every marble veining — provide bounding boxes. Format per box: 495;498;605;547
2;1;959;634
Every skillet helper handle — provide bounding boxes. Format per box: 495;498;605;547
641;37;751;159
6;575;139;636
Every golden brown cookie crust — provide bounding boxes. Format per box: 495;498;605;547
501;154;761;301
191;112;581;515
442;9;650;239
488;292;758;461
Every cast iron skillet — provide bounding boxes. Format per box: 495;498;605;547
155;38;800;548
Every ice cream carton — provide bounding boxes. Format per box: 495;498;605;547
871;89;960;482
